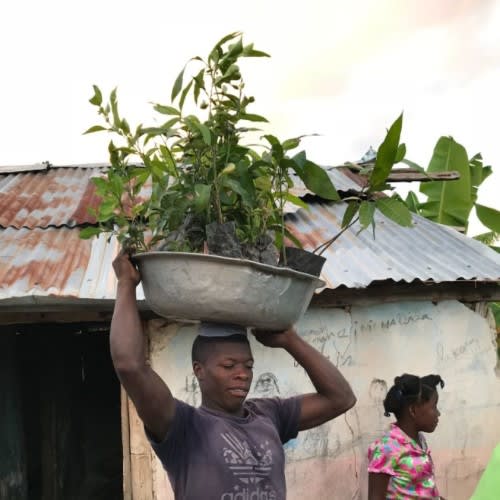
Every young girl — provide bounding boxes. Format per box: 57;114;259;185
367;373;445;500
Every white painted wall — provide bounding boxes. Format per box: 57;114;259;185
145;300;499;500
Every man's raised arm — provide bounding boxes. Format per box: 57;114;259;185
254;328;356;430
111;252;175;442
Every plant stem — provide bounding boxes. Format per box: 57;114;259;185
313;217;360;256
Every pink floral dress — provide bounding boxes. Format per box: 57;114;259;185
367;424;440;499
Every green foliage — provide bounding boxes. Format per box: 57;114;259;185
369;113;403;191
419;137;472;227
335;113;413;238
404;138;500;238
375;198;413;227
82;33;338;253
476;204;500;233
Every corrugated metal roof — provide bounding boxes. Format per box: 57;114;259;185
286;202;500;289
289;166;363;198
0;167;102;228
0;227;145;302
0;164;498;305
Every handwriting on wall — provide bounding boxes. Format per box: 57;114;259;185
436;337;486;363
296;311;433;368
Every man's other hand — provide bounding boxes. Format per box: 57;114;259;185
113;251;141;287
252;327;298;349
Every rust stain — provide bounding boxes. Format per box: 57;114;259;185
70;180;101;225
0;228;92;291
0;168;100;229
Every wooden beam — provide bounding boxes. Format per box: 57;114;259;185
387;171;460;182
128;398;153;500
128;323;153;500
342;162;461;183
121;388;132;500
312;280;500;308
0;309;158;326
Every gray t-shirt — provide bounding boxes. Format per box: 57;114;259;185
148;397;301;500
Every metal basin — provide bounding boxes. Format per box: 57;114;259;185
133;252;324;330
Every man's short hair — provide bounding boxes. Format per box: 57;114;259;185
191;334;250;364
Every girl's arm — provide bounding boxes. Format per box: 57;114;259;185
368;472;390;500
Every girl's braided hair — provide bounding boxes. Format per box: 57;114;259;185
383;373;445;418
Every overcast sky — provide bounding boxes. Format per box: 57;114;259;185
1;0;498;234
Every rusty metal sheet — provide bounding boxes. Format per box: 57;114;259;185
286;202;500;290
0;164;499;305
0;167;102;228
0;227;146;302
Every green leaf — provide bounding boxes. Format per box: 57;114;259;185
184;116;211;145
242;44;271;58
240;113;268;123
369;113;403;191
209;46;222;64
405;191;421;213
359;201;375;229
292;151;307;165
263;134;284;162
490;303;500;329
213;31;242;50
469;153;492;205
89;85;102;106
476;204;500;233
194;184;211;213
110;88;120;128
226;37;243;59
420;136;472;227
300;161;339;201
284;192;308;210
140;126;171;136
179;80;193;110
284;227;303;249
473;231;500;246
375;197;413;227
79;226;103;239
120;118;130;134
196;122;212;146
83;125;107;135
171;67;185;102
159;145;178;177
218;64;240;83
395;143;406;163
342;201;359;228
91;177;109;194
282;138;301;151
220;177;253;206
153;104;180;116
99;199;118;218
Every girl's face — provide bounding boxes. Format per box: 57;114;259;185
413;391;440;433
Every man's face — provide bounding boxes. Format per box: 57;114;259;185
194;340;254;415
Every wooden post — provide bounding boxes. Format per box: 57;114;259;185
124;320;154;500
128;397;153;500
121;387;132;500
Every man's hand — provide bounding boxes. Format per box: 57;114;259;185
252;327;298;349
113;251;141;287
254;324;356;431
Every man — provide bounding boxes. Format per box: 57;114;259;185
111;252;356;500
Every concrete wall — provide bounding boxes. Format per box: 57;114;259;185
144;300;500;499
